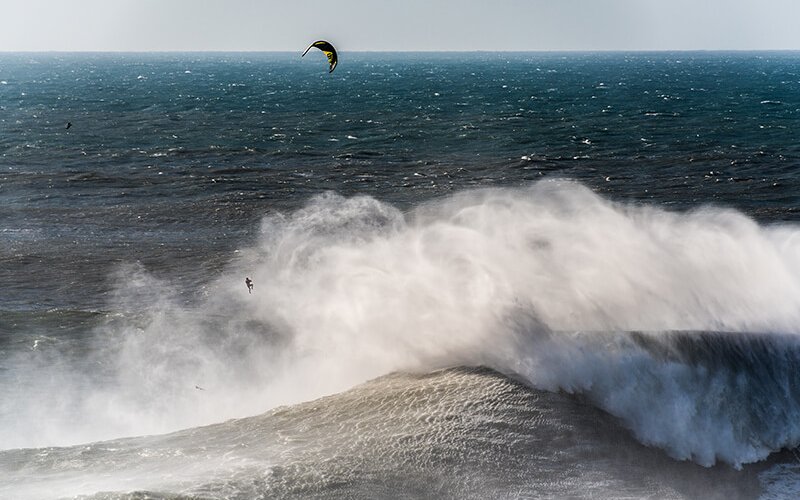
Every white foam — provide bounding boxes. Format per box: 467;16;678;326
6;181;800;467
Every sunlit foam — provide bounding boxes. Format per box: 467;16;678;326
5;180;800;468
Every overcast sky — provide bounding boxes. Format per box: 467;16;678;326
1;0;799;52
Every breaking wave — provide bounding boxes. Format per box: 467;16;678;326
6;180;800;469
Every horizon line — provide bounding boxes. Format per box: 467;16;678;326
2;48;800;54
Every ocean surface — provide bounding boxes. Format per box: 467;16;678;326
2;51;800;499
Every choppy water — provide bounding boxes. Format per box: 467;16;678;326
2;51;800;499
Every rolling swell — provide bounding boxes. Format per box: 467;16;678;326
0;368;766;500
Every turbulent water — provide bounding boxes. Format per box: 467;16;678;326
3;51;800;499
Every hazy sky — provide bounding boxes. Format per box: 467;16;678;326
1;0;799;52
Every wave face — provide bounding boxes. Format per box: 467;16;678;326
4;181;800;475
0;368;767;500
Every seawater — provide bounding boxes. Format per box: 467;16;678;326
2;52;800;499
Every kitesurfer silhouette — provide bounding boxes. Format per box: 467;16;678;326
245;277;253;294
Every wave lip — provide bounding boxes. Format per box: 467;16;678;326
505;327;800;469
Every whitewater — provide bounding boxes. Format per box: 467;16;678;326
4;181;800;498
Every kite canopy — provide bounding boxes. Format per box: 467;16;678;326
302;40;338;73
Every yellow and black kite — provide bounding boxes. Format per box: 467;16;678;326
302;40;338;73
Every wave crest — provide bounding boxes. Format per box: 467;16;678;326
7;180;800;467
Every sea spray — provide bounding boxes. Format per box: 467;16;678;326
5;180;800;467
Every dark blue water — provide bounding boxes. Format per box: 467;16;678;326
3;52;800;499
3;52;799;310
